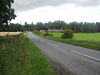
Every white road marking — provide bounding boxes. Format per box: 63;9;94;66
40;39;100;62
48;42;60;47
71;50;100;62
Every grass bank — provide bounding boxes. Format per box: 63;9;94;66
0;33;55;75
33;31;100;51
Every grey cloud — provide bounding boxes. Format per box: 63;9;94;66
74;0;100;6
13;0;100;11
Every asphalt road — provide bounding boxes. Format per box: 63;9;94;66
28;32;100;75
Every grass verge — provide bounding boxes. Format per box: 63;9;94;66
0;33;55;75
47;37;100;51
33;31;100;51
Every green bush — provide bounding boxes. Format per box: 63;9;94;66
49;34;53;37
44;32;53;37
61;29;74;39
33;31;42;35
44;32;49;36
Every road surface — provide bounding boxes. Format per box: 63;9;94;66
28;32;100;75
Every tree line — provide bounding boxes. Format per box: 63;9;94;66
1;21;100;33
34;21;100;33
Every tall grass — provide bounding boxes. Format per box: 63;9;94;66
0;33;55;75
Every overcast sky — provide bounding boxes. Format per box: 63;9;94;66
11;0;100;24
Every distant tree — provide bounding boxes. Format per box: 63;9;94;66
31;22;34;26
96;22;100;32
0;0;16;31
31;21;98;33
9;23;24;32
24;22;29;30
52;20;66;29
44;21;67;30
35;22;45;31
69;22;78;32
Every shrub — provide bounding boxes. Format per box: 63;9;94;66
33;31;42;35
44;32;49;37
43;32;53;37
61;29;74;39
49;34;53;37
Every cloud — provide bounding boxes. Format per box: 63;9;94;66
11;4;100;24
13;0;100;11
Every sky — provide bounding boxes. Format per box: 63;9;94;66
11;0;100;24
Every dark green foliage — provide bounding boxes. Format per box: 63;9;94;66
33;21;99;33
49;34;53;37
33;31;42;35
44;32;49;37
96;22;100;32
1;20;100;33
9;23;24;31
34;22;46;31
0;0;16;31
43;32;53;37
8;23;35;32
61;29;73;39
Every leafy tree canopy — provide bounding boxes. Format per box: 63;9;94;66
0;0;16;31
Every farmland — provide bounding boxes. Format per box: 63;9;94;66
0;32;22;36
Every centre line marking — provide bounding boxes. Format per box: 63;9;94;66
71;50;100;62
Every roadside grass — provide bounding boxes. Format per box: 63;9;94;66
0;33;55;75
47;37;100;51
33;31;100;51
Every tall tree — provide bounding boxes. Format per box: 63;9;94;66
0;0;16;31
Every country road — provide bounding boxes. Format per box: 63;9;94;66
28;32;100;75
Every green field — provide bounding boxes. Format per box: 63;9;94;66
0;33;55;75
51;33;100;42
33;31;100;50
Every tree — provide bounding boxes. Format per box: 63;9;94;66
96;22;100;32
9;23;25;32
0;0;16;31
35;22;45;31
61;29;74;39
25;22;28;30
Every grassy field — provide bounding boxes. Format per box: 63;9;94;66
33;31;100;50
0;33;55;75
51;32;100;42
74;33;100;42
